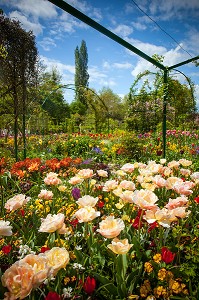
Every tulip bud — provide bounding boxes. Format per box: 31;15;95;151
83;276;96;294
161;247;175;264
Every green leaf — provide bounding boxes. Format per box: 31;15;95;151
74;248;83;262
93;273;118;296
127;263;143;294
116;254;128;280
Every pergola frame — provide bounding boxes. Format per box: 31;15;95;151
48;0;199;158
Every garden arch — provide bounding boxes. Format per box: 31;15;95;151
42;84;110;134
48;0;199;158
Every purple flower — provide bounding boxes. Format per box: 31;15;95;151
72;187;81;200
82;158;93;165
92;147;103;154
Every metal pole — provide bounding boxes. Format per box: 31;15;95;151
22;78;27;159
162;69;168;158
13;84;18;161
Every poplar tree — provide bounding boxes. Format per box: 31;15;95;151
74;40;89;110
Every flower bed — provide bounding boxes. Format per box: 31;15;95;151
0;157;199;299
1;129;199;165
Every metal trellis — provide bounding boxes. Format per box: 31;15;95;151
48;0;199;158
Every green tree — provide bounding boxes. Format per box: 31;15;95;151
167;77;196;127
99;88;125;131
74;40;89;111
37;68;70;128
82;87;125;133
0;14;38;160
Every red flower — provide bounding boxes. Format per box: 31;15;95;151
161;247;175;264
83;276;96;295
40;246;50;253
194;196;199;204
156;150;163;156
131;209;144;229
2;244;12;254
148;221;158;232
70;218;79;227
45;291;61;300
19;209;25;216
97;200;105;208
132;216;143;229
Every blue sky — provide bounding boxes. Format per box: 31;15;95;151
1;0;199;108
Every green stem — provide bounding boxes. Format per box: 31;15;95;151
138;209;144;243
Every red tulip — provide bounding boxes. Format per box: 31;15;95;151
2;244;12;254
45;291;61;300
83;276;96;294
132;215;143;229
19;209;25;216
194;196;199;204
70;218;79;227
97;200;105;208
161;247;175;264
40;246;50;253
148;221;158;232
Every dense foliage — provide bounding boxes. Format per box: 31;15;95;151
0;13;38;161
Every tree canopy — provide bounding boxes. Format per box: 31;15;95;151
0;13;38;159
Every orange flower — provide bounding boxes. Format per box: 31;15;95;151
107;238;133;254
45;158;60;171
43;247;70;276
97;216;125;238
44;172;62;185
5;194;30;212
21;254;50;288
2;261;34;299
39;213;66;233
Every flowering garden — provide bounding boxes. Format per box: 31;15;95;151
0;130;199;300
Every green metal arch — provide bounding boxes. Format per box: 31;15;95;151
48;0;199;158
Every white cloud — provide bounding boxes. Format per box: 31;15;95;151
39;37;57;51
149;0;199;18
103;61;111;69
92;8;103;22
88;66;107;81
124;3;134;14
50;11;89;36
131;59;157;77
7;0;57;19
132;21;147;31
98;78;117;87
64;0;103;21
9;11;43;35
130;43;193;78
184;29;199;55
126;37;166;57
88;66;116;87
65;0;90;14
112;24;133;38
163;46;190;67
113;62;133;69
103;61;133;70
194;84;199;109
40;56;75;74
